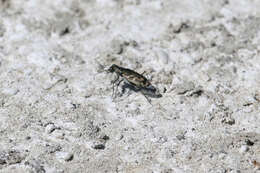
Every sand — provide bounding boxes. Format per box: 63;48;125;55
0;0;259;172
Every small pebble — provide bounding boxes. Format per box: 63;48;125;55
45;124;56;134
218;153;226;159
243;106;253;113
45;107;57;115
176;134;185;141
115;134;124;141
221;117;235;125
2;88;19;96
25;136;31;140
158;136;168;143
239;145;249;153
0;150;25;165
175;81;195;95
111;39;124;54
155;49;169;65
24;159;46;173
93;144;105;150
56;152;73;162
162;168;173;173
200;73;211;82
228;169;241;173
100;134;109;141
52;131;65;139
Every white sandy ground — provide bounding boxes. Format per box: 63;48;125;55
0;0;260;172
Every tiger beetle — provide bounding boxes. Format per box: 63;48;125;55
107;64;162;104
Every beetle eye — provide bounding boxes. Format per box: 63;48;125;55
108;67;114;72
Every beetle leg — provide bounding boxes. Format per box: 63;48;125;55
111;74;119;98
114;79;124;98
141;90;152;105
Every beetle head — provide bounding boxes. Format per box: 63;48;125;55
108;64;118;73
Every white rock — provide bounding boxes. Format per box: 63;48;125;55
156;49;169;65
243;106;253;113
239;145;249;153
44;107;57;115
218;153;226;159
52;131;65;139
56;152;73;162
111;39;123;54
229;170;241;173
45;124;56;134
2;88;19;95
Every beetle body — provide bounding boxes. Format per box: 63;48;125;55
108;64;161;103
108;64;151;89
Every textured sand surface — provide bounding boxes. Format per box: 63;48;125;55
0;0;260;172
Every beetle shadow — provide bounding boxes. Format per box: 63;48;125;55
121;82;162;98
